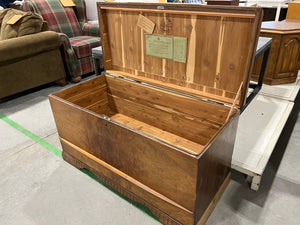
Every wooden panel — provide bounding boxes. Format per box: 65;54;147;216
275;34;300;78
105;11;123;68
105;75;229;124
193;16;220;87
252;31;300;85
261;21;300;33
122;11;142;72
287;2;300;20
110;113;203;154
217;17;254;93
98;8;112;69
53;76;112;115
100;6;256;18
143;12;164;76
49;95;199;212
98;3;262;108
163;14;192;81
108;94;216;147
196;172;231;225
107;69;239;106
54;75;107;100
105;76;226;147
251;33;281;80
61;141;194;225
195;114;238;222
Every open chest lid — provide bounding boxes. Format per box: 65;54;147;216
97;3;262;109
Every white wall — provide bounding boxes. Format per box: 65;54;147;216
85;0;161;21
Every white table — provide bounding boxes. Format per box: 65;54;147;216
232;75;299;191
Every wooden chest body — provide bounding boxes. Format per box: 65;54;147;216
49;3;262;225
252;21;300;85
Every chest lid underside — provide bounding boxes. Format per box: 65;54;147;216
97;3;262;109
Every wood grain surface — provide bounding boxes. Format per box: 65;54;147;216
97;3;262;109
61;142;193;225
252;30;300;85
48;3;255;224
261;21;300;33
49;72;239;224
49;91;200;213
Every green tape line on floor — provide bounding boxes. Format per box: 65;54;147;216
82;169;162;224
0;112;160;224
0;113;62;158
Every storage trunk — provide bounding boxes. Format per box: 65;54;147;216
49;3;262;225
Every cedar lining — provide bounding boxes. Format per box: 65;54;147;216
53;75;235;154
100;6;258;108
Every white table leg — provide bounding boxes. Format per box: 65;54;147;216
250;174;262;191
275;5;281;22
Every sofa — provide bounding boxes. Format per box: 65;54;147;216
24;0;101;82
0;8;66;99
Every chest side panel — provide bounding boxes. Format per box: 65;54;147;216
49;95;199;213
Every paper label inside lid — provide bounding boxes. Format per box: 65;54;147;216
145;34;187;63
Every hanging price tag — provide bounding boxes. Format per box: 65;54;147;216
7;15;23;25
60;0;75;7
137;14;155;34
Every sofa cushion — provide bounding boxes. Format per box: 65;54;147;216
0;9;10;28
70;36;100;59
0;9;43;40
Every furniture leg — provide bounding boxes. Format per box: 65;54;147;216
56;78;68;86
92;55;100;76
72;76;82;83
250;174;261;191
62;151;85;169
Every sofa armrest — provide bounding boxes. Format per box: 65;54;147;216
0;31;60;63
82;22;100;37
57;32;72;49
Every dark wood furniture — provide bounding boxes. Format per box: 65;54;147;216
262;7;287;21
206;0;239;5
246;37;272;110
252;21;300;85
49;3;262;225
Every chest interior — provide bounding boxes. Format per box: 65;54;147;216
54;74;232;155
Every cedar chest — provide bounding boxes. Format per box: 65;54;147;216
49;3;262;225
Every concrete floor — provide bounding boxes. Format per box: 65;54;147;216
0;75;299;225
